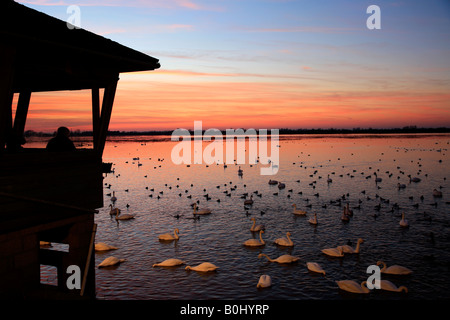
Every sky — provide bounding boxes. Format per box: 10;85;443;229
14;0;450;132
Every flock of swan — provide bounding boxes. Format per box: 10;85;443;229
91;141;448;298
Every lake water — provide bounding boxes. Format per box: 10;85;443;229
39;133;450;300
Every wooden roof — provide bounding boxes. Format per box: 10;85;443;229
0;0;160;92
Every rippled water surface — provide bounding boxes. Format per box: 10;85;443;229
41;134;450;300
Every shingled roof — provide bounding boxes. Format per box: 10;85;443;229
0;0;161;92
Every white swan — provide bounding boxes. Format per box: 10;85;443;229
321;246;344;257
95;242;118;251
257;275;272;288
292;204;307;216
258;253;300;264
377;261;413;275
98;256;126;268
109;204;120;215
244;230;265;247
153;258;185;267
250;217;265;232
308;213;318;225
115;210;134;221
193;203;212;215
339;238;364;254
274;232;294;247
185;262;218;272
380;280;408;293
336;280;370;294
158;228;180;241
399;212;409;227
306;262;326;275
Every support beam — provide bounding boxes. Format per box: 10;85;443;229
91;88;100;150
96;75;118;156
0;46;16;152
12;90;31;148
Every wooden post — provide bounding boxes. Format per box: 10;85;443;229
0;45;16;152
91;88;100;150
96;75;118;156
13;90;31;142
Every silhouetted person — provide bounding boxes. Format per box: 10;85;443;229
46;126;76;151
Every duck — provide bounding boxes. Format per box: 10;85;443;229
185;262;218;272
377;261;413;275
380;280;408;293
98;256;126;268
321;246;344;257
268;179;278;185
397;183;406;189
306;262;326;275
250;217;265;232
336;280;370;294
95;242;118;252
433;189;443;197
292;204;307;215
274;232;294;247
278;182;286;189
399;212;409;227
152;258;185;267
258;253;300;264
409;175;421;183
158;228;180;241
243;230;265;247
338;238;364;254
308;212;318;225
244;195;254;205
256;275;272;288
193;203;212;215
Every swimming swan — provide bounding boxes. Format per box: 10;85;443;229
336;280;370;294
274;232;294;247
292;204;307;215
95;242;118;251
185;262;218;272
158;228;180;241
250;217;265;232
153;258;185;267
380;280;408;293
308;213;318;225
98;256;127;268
399;212;409;227
109;204;120;215
115;210;134;220
257;275;272;288
321;246;344;257
377;261;413;275
258;253;300;264
244;230;265;247
306;262;326;275
193;203;212;215
339;238;364;254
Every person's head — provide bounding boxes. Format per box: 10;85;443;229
56;126;70;137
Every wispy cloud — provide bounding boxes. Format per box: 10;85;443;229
17;0;222;11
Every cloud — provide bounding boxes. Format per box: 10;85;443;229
16;0;222;10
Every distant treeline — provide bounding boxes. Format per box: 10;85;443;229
24;126;450;137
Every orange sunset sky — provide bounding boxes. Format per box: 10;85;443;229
14;0;450;132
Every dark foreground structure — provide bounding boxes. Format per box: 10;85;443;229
0;0;159;299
